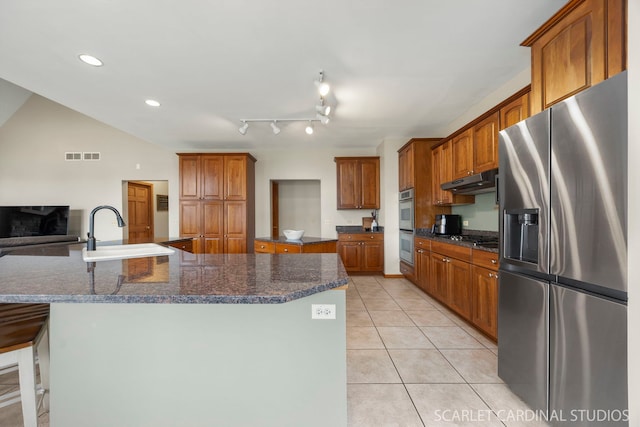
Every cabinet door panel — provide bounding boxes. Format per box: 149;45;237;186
338;242;361;271
224;236;246;254
430;253;449;303
448;258;472;320
336;160;359;209
359;158;380;209
362;241;383;271
500;93;530;130
179;156;200;199
417;250;431;294
180;201;201;236
202;201;223;237
204;237;224;254
202;155;223;200
224;201;247;236
473;112;499;173
472;265;498;339
224;156;248;200
451;129;473;179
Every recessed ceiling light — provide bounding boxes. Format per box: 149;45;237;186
78;54;103;67
145;99;161;107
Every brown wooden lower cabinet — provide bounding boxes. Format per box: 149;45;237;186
254;239;337;254
337;233;384;273
405;238;498;341
471;265;498;339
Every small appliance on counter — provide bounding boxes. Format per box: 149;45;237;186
433;214;462;235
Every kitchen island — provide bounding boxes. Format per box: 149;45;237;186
0;242;349;427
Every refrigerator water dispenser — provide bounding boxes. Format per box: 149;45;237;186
504;209;539;264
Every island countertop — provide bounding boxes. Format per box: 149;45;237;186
0;241;348;304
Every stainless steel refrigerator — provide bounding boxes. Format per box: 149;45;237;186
498;71;628;426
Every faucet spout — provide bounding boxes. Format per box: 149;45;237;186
87;205;126;251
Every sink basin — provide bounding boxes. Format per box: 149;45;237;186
82;243;174;262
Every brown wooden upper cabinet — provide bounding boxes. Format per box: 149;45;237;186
472;112;500;173
335;157;380;210
451;112;500;180
178;153;256;254
398;143;414;191
523;0;626;114
451;129;473;180
432;141;475;206
500;93;530;130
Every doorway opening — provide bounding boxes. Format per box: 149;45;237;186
122;180;169;242
270;180;321;238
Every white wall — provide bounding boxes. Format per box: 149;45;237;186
0;95;180;242
277;180;321;237
252;148;378;239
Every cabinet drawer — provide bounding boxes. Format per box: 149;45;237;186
166;239;194;253
275;243;302;254
415;237;431;251
400;261;414;277
338;233;384;242
254;241;275;253
431;241;471;262
472;249;499;270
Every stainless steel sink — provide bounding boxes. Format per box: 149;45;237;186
82;243;174;262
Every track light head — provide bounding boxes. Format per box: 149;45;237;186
315;70;330;97
238;121;249;135
316;103;331;116
316;113;330;125
270;121;281;135
305;121;314;135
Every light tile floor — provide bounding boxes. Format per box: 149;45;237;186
0;275;546;427
347;275;549;427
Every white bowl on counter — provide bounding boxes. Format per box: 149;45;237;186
283;230;304;240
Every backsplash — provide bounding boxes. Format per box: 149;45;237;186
451;192;498;231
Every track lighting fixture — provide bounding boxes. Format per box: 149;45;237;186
238;121;249;135
238;70;332;136
315;70;330;97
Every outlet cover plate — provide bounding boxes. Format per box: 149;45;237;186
311;304;336;320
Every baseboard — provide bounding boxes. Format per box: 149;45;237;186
384;274;405;279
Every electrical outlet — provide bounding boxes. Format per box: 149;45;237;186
311;304;336;320
463;220;469;226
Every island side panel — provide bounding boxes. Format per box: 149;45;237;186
49;291;346;427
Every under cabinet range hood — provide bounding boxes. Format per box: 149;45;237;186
440;168;498;194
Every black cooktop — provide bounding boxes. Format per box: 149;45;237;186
437;234;499;248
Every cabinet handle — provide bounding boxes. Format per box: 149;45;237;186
488;273;494;278
260;245;265;249
495;274;499;279
370;235;374;239
491;259;497;264
442;258;447;262
284;248;288;252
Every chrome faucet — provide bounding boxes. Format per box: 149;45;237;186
87;205;126;251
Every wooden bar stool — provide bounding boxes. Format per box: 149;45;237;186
0;304;50;427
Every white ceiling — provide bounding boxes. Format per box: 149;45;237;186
0;0;565;151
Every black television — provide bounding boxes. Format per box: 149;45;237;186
0;206;70;238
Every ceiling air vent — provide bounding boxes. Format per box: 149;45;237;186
83;152;101;161
65;152;82;161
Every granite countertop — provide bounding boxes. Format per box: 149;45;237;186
0;241;348;304
255;236;337;245
336;225;384;234
415;229;499;254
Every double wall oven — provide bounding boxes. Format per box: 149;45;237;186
399;188;414;265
